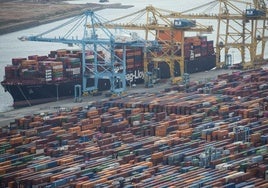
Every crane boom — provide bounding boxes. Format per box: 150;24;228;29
87;5;214;83
165;0;268;68
20;10;147;95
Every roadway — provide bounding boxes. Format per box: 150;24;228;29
0;68;235;126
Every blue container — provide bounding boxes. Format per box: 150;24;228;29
249;121;261;128
247;148;257;155
48;141;59;148
252;155;263;163
189;183;201;188
261;135;268;144
202;186;212;188
180;166;193;173
112;117;124;123
124;185;135;188
47;161;58;168
159;145;169;151
39;130;53;138
112;141;121;148
43;184;53;188
82;172;95;178
51;178;67;187
79;136;90;143
235;181;254;188
132;165;148;174
222;183;235;188
61;140;68;145
8;154;19;161
139;154;151;161
228;116;242;123
167;126;176;133
74;155;84;161
64;175;77;182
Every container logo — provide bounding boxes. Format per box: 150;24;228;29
126;70;144;82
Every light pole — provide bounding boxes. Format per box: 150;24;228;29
232;50;234;65
56;83;59;101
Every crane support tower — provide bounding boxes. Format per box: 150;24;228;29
199;146;220;168
19;10;146;95
233;126;250;142
165;0;268;69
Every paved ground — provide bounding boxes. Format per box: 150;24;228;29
0;68;235;126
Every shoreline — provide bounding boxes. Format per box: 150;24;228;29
0;1;134;35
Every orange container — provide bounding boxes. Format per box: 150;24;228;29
50;126;62;132
58;157;74;166
176;117;187;124
87;110;99;118
68;126;81;133
151;152;164;160
157;30;182;42
10;136;23;145
92;118;101;127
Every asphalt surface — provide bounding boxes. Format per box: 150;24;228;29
0;68;235;126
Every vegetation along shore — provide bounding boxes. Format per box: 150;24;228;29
0;0;133;35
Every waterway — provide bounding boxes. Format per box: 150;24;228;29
0;0;265;112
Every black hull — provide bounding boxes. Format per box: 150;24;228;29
185;55;216;74
2;80;82;108
1;55;216;108
149;55;216;78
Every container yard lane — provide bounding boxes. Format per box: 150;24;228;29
0;68;234;127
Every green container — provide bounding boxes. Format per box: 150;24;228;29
144;113;153;121
81;168;94;175
22;154;35;162
130;114;141;123
11;161;23;167
239;163;248;172
34;163;48;172
192;158;200;166
259;149;267;154
191;132;201;140
118;150;130;157
0;143;11;150
0;149;5;154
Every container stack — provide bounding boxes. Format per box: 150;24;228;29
1;68;268;187
58;57;81;78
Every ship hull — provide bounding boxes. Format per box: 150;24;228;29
2;80;82;108
1;68;145;108
185;55;216;74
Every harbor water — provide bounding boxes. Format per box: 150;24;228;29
0;0;264;112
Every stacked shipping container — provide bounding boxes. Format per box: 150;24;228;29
1;68;268;187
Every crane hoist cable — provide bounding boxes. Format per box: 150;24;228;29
203;2;219;14
180;0;218;14
33;12;88;38
103;7;148;24
64;16;86;39
127;11;147;25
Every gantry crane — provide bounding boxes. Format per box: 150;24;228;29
97;0;267;72
164;0;268;69
87;6;213;85
19;10;146;95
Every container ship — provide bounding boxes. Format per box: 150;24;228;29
1;35;216;108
